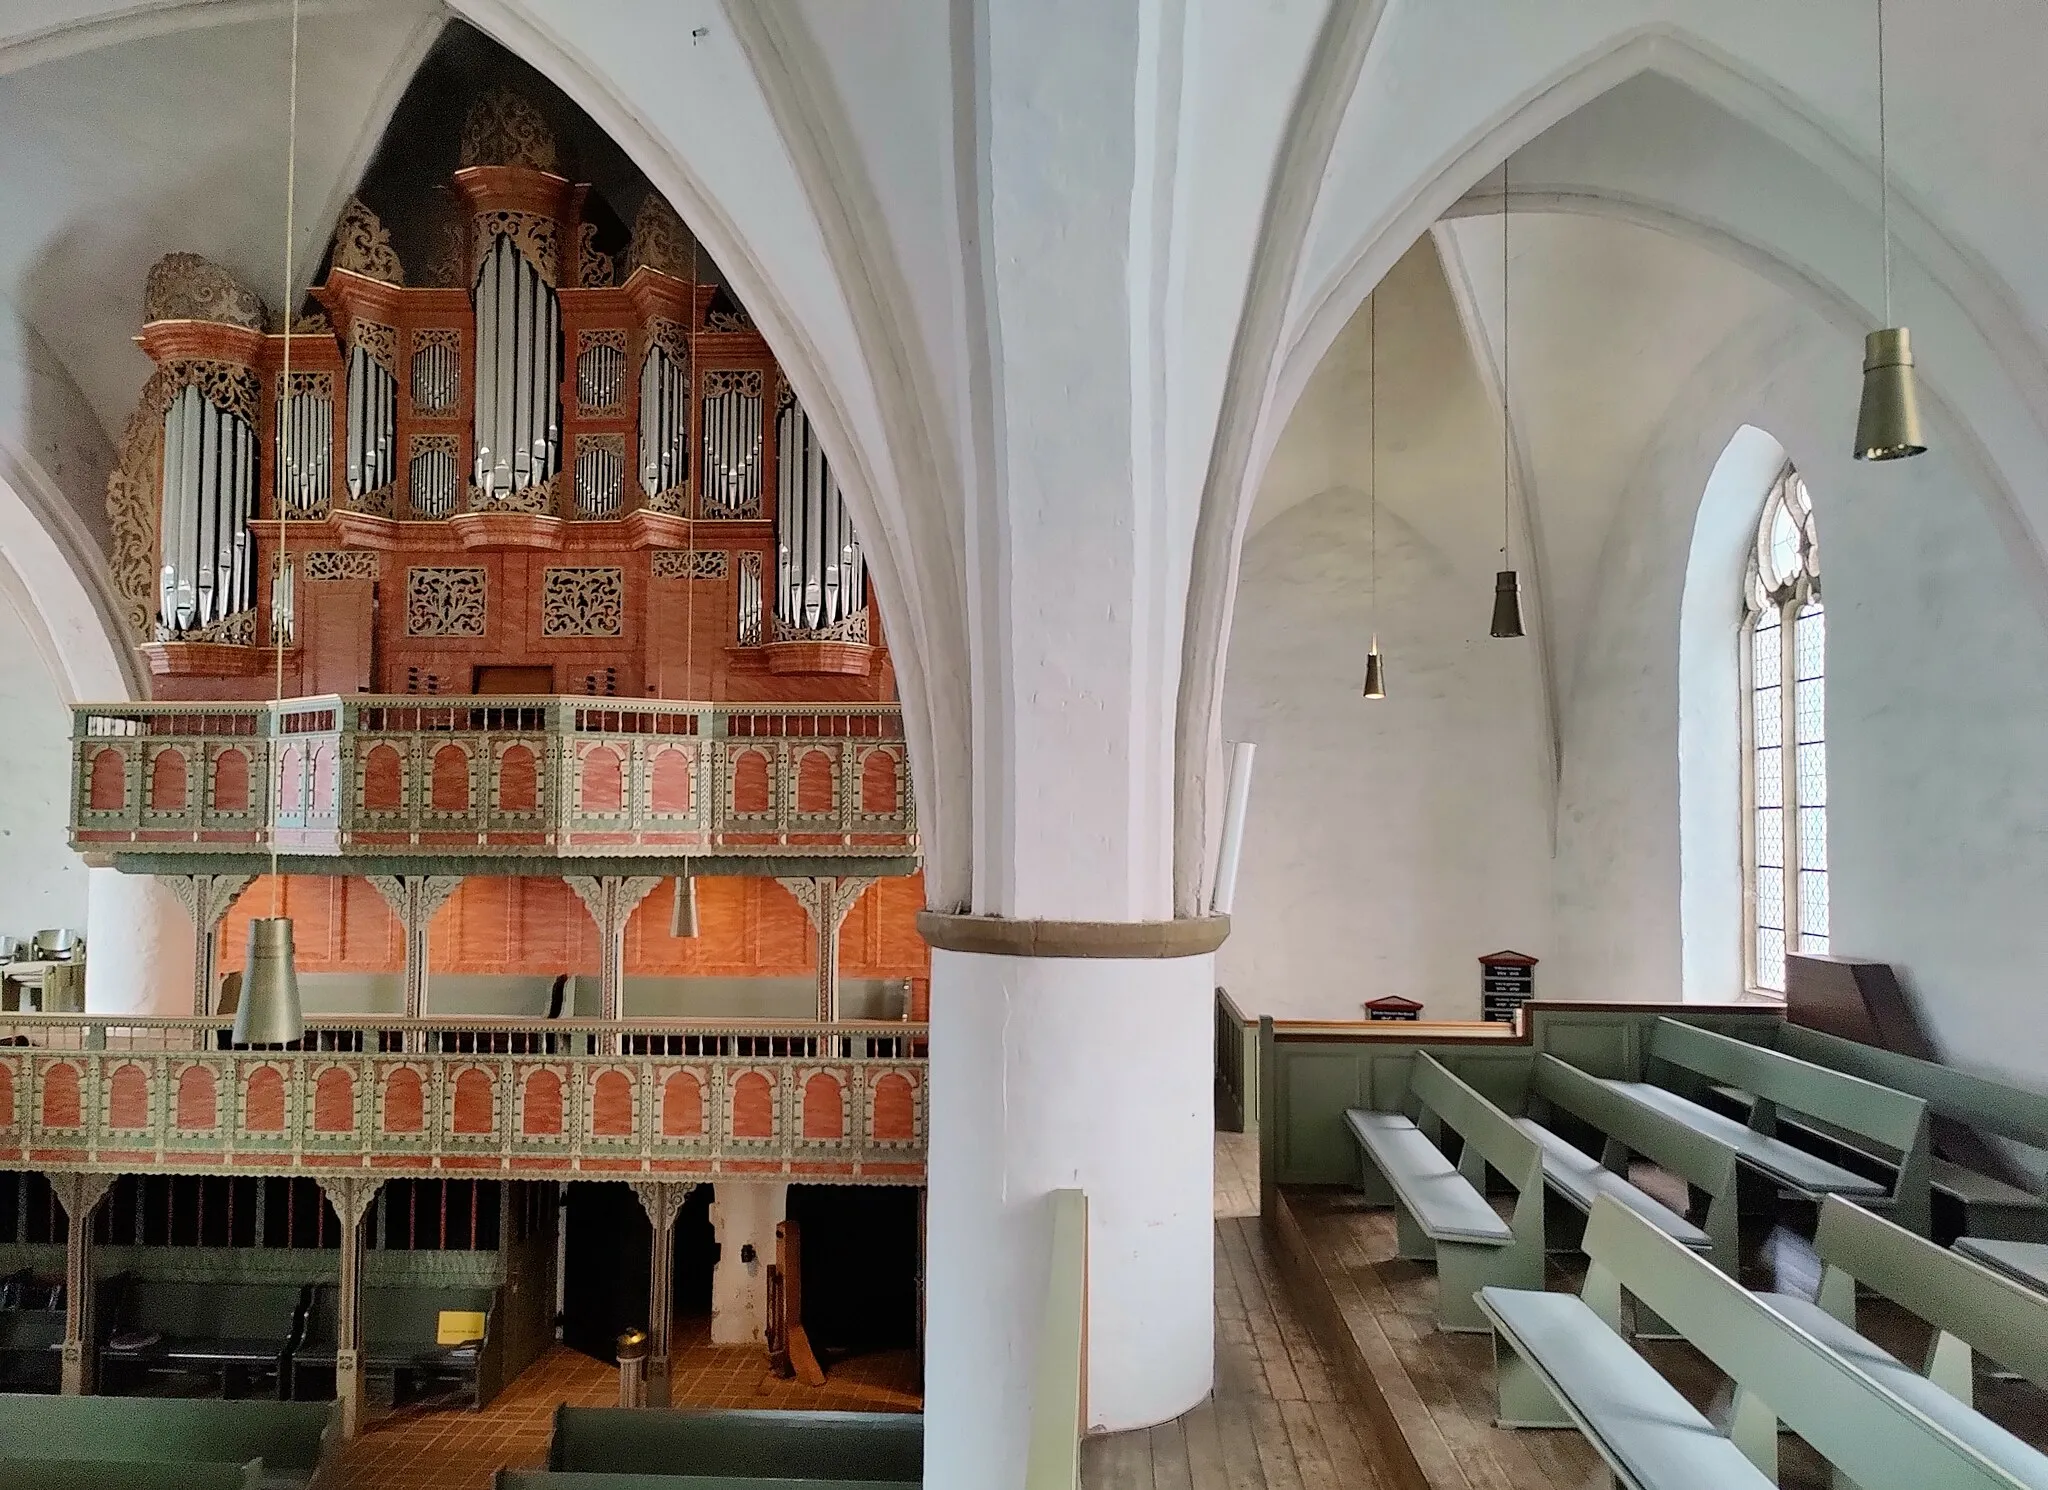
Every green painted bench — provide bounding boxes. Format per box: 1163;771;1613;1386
1480;1195;2038;1489
294;1282;503;1408
0;1455;262;1489
1777;1025;2048;1240
0;1396;337;1488
1755;1196;2048;1486
500;1476;917;1490
1954;1236;2048;1296
99;1276;310;1397
548;1406;923;1482
1525;1053;1739;1270
1598;1017;1931;1232
1344;1052;1544;1332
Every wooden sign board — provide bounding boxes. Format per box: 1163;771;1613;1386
1479;950;1536;1025
1364;995;1423;1022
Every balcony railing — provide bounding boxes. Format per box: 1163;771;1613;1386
0;1014;926;1183
71;696;915;860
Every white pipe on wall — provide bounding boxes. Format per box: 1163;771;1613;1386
1210;741;1257;916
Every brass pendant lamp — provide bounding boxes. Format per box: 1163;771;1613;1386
238;0;308;1048
1854;0;1926;461
1363;292;1386;698
1490;160;1525;639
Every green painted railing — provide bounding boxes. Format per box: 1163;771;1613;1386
1025;1188;1088;1490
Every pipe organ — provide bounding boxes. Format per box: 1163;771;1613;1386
158;381;257;639
107;90;890;697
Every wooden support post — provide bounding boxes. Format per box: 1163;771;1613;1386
776;877;874;1024
774;1218;825;1386
367;876;463;1032
567;876;662;1037
629;1181;694;1408
50;1173;113;1395
318;1177;383;1437
164;874;253;1017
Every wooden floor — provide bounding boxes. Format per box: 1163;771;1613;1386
1280;1183;2048;1490
1081;1214;1398;1489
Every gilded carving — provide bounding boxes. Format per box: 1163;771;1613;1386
472;210;559;286
737;552;764;647
405;567;488;638
701;369;762;399
330;198;405;285
142;253;268;330
627;194;693;280
459;88;560;173
652;550;729;581
576;330;627;416
177;609;256;646
644;486;690;519
348;482;397;519
303;551;380;582
705;290;752;333
645;318;690;368
577;222;615;288
467;472;556;516
541;567;625;638
773;608;870;646
350;319;398;377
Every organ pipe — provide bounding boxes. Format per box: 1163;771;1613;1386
637;345;688;499
471;232;560;504
345;344;397;498
703;385;762;515
774;397;865;636
157;382;257;638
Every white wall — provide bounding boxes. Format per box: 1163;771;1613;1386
0;588;85;946
1219;243;1554;1022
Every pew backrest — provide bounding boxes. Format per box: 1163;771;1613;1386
500;1475;918;1490
1811;1196;2048;1389
1581;1196;2028;1490
1651;1018;1929;1156
1411;1053;1543;1199
1532;1054;1740;1201
549;1406;924;1481
1778;1025;2048;1156
0;1456;262;1490
0;1397;336;1474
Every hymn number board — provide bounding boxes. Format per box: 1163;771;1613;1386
1479;951;1536;1025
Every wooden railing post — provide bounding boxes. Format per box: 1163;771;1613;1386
164;873;254;1018
566;876;662;1042
629;1181;694;1407
318;1176;383;1437
367;875;464;1039
777;877;874;1023
50;1173;114;1395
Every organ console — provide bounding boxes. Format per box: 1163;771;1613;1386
107;88;888;699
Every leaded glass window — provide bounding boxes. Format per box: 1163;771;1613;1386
1744;467;1824;992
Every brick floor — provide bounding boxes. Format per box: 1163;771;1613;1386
333;1326;921;1490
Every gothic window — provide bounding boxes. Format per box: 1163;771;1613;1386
1744;466;1825;993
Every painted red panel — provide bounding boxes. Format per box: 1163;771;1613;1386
581;747;624;813
431;745;470;813
522;1069;563;1136
452;1067;495;1134
801;1073;844;1140
499;744;539;813
0;1063;13;1128
107;1063;150;1130
649;747;692;814
41;1064;81;1130
313;1067;354;1133
661;1071;703;1137
731;749;771;814
731;1071;774;1140
796;749;834;814
591;1070;634;1137
174;1065;217;1131
382;1067;425;1133
150;750;188;812
872;1073;916;1142
213;749;250;812
88;749;125;810
362;744;403;812
244;1067;287;1132
860;749;899;814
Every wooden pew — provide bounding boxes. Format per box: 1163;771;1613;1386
1479;1194;2041;1489
1776;1024;2048;1241
1604;1017;1932;1233
0;1457;262;1490
546;1406;923;1483
1525;1053;1741;1270
1343;1052;1545;1332
500;1476;917;1490
97;1277;310;1397
0;1397;337;1488
1952;1237;2048;1297
1746;1194;2048;1489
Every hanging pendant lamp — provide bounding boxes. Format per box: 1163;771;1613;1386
1363;292;1388;698
671;873;700;939
1489;160;1526;638
1854;0;1926;461
242;0;307;1048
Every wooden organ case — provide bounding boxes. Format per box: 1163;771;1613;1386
108;91;891;710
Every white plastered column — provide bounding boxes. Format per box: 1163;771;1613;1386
923;947;1214;1479
84;867;194;1017
709;1181;787;1346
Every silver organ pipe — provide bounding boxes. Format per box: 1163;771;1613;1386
410;338;458;412
409;442;458;517
702;383;762;515
637;345;688;498
275;379;333;518
774;398;865;636
156;383;257;638
575;441;624;518
737;550;763;648
345;344;397;499
577;340;623;410
471;233;560;503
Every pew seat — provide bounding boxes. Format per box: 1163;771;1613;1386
1344;1111;1511;1244
501;1476;917;1490
0;1456;262;1490
1610;1080;1887;1198
547;1406;924;1482
1954;1236;2048;1295
1513;1116;1709;1248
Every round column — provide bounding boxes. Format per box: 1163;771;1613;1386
922;940;1215;1489
83;868;193;1016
